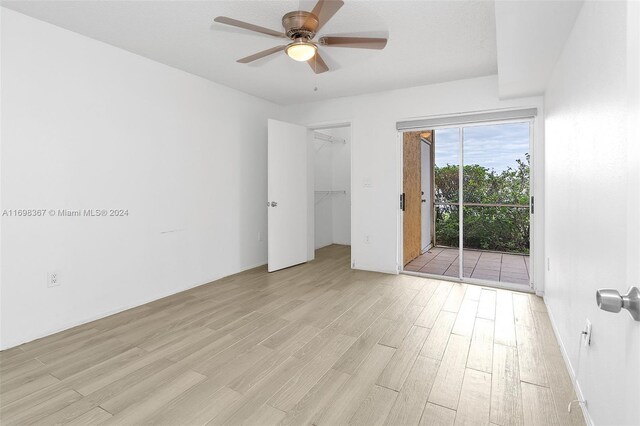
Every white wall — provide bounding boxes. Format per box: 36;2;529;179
283;75;544;281
0;9;280;349
544;1;640;424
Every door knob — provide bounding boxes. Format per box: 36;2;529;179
596;287;640;321
270;201;278;207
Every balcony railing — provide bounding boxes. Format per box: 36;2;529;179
434;202;530;255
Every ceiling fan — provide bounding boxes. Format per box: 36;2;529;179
214;0;387;74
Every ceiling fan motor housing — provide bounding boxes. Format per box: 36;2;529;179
282;11;318;40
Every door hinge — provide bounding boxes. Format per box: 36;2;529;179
400;193;405;211
530;196;534;214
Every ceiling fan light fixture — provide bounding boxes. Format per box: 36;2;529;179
286;39;317;62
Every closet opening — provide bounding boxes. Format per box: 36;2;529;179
312;125;352;262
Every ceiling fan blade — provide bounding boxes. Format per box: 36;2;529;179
237;45;286;64
307;51;329;74
319;36;387;49
307;0;344;32
214;16;285;38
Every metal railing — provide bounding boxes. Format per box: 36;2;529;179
433;201;530;254
434;201;529;208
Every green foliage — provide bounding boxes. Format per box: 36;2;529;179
435;155;530;254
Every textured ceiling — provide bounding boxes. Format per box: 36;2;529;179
2;1;498;105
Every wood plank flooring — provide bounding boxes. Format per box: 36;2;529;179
0;245;584;426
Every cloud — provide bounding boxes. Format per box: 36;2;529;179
433;123;529;172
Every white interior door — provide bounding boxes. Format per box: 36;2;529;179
421;140;432;251
268;119;313;272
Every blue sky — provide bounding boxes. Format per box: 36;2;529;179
434;122;530;172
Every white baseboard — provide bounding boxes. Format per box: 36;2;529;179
544;300;594;426
352;263;398;275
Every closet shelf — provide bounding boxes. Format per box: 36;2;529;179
314;132;346;153
313;132;346;144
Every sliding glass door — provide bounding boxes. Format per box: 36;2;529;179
419;120;532;287
461;123;531;285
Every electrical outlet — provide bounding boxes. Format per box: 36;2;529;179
583;319;592;347
365;235;371;244
258;232;263;242
47;271;60;288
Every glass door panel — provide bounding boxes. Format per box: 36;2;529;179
426;128;460;278
461;123;531;285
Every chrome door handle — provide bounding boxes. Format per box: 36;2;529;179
270;201;278;207
596;287;640;321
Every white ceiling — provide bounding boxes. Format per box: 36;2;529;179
495;0;583;99
2;0;498;105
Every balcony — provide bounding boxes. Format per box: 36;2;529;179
404;246;530;285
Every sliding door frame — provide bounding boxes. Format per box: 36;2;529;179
398;117;536;293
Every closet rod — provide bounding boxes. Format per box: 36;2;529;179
314;190;346;194
313;132;346;144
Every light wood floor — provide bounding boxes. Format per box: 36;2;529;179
0;245;584;426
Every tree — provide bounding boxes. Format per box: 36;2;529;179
434;155;530;254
